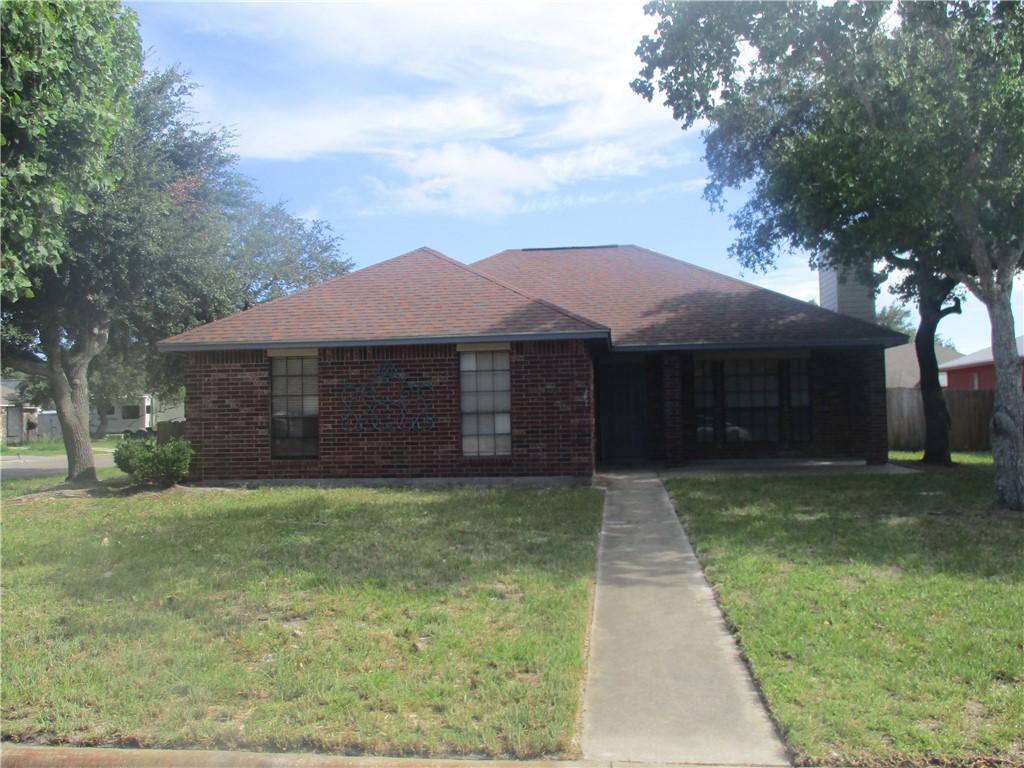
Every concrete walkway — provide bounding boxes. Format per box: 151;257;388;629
3;470;793;768
581;471;790;766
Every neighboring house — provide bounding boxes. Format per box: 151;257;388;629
158;245;905;482
885;344;962;389
939;336;1024;390
1;379;40;444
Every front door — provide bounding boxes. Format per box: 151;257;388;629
599;361;648;462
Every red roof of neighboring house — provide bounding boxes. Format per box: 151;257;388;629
159;244;906;352
474;245;905;349
938;336;1024;370
158;247;608;351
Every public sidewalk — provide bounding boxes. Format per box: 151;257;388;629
580;471;790;766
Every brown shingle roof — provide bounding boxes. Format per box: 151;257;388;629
474;245;906;349
160;244;906;353
158;247;608;351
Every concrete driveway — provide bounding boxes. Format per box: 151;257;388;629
0;451;115;480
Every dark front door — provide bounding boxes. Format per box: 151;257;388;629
599;362;648;462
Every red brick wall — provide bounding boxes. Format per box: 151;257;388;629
184;341;594;481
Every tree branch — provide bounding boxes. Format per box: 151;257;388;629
65;318;111;372
0;343;49;377
938;297;962;319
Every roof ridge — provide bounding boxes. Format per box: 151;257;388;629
442;250;610;333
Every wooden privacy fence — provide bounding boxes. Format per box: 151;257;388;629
887;388;994;451
156;421;187;443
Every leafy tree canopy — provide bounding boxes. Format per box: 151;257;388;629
1;65;349;480
634;1;1024;507
1;0;142;300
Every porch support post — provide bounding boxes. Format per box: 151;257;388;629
864;346;889;465
663;352;684;467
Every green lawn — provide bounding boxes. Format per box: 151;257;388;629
665;454;1023;768
1;483;603;758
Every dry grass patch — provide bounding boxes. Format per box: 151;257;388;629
2;483;602;758
666;456;1023;768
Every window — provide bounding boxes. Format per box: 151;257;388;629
460;350;511;456
121;404;141;420
724;359;780;441
271;355;318;458
970;372;980;390
789;359;811;442
694;358;810;444
695;361;715;443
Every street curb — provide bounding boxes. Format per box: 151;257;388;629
0;745;794;768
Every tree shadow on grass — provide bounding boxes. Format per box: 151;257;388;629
15;485;602;636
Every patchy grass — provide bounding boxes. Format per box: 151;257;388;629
2;436;67;455
890;450;995;467
2;436;121;456
665;460;1023;768
1;484;603;758
1;468;130;500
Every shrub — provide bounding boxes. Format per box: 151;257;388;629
113;438;150;476
113;438;193;486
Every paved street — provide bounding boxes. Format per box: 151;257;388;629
0;451;115;480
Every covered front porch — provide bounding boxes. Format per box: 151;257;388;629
592;347;889;467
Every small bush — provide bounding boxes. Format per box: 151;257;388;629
113;438;193;486
113;438;150;475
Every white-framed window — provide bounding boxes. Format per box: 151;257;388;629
460;349;511;456
271;354;318;459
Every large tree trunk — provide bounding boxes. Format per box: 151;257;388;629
950;189;1023;511
3;320;110;485
38;320;110;486
985;291;1024;511
48;357;96;485
915;278;960;466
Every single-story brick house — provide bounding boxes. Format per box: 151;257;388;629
158;245;905;482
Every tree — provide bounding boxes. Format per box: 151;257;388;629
634;1;1024;509
875;305;917;339
1;0;141;300
2;67;350;484
229;199;350;309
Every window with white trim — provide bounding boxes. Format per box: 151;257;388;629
271;355;318;458
460;350;511;456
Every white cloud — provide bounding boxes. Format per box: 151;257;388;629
387;142;552;215
351;137;699;217
135;1;738;234
222;93;522;160
742;255;822;305
142;0;694;210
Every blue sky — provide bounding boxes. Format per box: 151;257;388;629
130;1;1019;355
